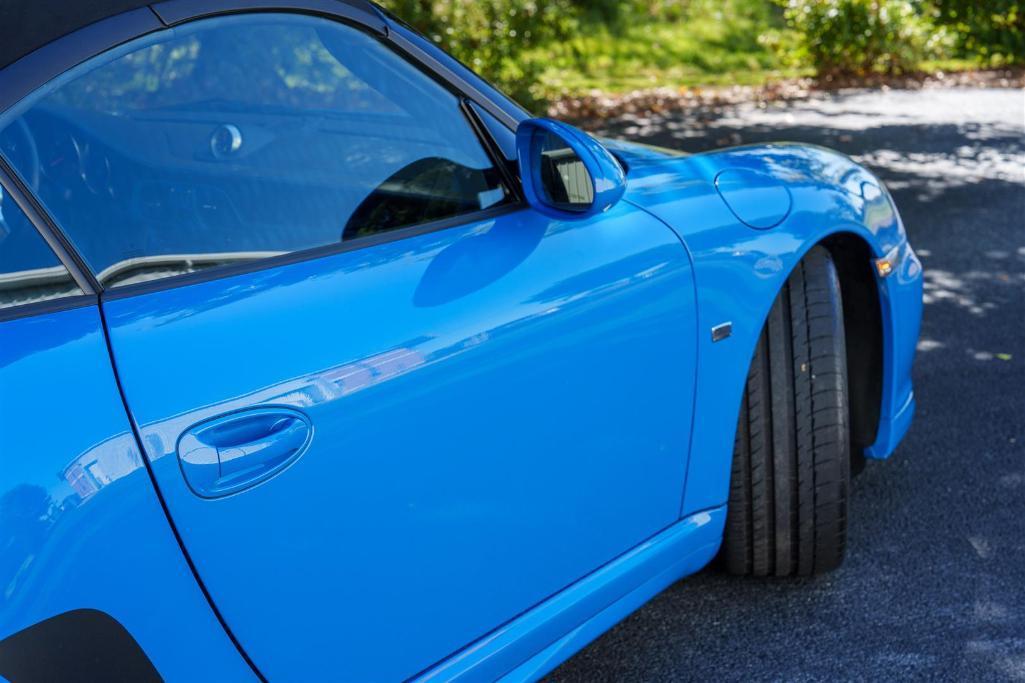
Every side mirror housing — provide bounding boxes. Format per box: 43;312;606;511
516;118;626;219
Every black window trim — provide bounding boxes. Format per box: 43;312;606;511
383;20;526;132
0;158;98;294
0;158;99;323
460;98;523;203
0;292;98;324
0;0;533;304
152;0;388;34
101;202;524;300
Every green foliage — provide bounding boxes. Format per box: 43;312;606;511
378;0;586;106
378;0;1020;107
527;0;792;101
378;0;791;107
931;0;1025;65
774;0;951;77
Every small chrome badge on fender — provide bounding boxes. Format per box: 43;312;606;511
711;322;733;342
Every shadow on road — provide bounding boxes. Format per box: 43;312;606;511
548;88;1025;682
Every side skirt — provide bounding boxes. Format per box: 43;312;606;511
414;507;726;683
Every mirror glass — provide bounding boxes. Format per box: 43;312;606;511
536;131;594;212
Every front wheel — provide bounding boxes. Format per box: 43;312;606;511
720;246;850;577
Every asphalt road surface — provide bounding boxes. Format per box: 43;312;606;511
547;88;1025;682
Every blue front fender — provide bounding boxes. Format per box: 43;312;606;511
609;140;923;515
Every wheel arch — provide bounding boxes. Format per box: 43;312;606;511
675;218;899;518
729;227;887;460
614;142;922;517
820;231;884;451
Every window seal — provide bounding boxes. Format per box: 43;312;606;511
460;98;523;203
100;202;527;301
384;25;525;132
0;294;97;324
0;158;98;295
151;0;388;35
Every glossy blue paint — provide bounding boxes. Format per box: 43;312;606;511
177;406;313;498
416;506;725;683
605;139;923;514
103;202;699;681
0;2;923;678
866;239;923;459
0;305;255;681
714;167;792;229
516;118;627;219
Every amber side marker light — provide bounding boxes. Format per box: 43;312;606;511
875;245;900;278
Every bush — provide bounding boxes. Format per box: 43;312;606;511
379;0;789;106
377;0;588;106
777;0;951;77
931;0;1025;66
378;0;1016;106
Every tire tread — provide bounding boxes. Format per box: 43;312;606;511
721;246;850;577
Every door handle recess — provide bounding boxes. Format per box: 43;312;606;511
177;406;313;498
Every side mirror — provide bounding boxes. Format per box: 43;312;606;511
516;118;626;219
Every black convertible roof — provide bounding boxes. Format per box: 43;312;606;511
0;0;382;72
0;1;154;71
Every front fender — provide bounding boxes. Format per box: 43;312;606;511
614;141;922;516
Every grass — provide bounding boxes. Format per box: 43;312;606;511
514;3;811;104
528;21;805;98
527;28;1000;106
919;57;995;73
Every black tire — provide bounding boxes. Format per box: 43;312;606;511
721;246;850;577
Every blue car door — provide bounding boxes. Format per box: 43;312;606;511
0;181;254;680
0;13;698;681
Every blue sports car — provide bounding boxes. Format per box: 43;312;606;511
0;1;922;680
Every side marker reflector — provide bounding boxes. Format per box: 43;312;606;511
875;244;901;278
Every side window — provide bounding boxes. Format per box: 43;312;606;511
0;186;83;311
0;14;511;289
